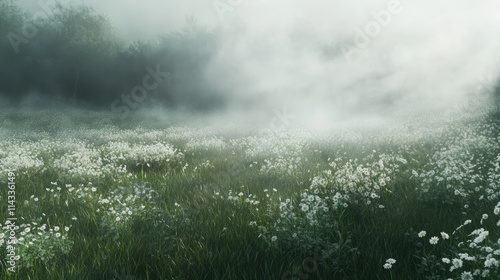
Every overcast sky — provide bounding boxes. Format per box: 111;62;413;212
15;0;500;125
17;0;219;40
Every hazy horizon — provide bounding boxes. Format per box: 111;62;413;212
3;0;500;130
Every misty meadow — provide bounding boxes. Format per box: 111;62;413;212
1;0;500;279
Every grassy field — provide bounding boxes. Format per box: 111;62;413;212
0;106;499;279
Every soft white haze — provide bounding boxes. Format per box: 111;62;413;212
17;0;500;128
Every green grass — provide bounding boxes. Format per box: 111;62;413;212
1;109;500;279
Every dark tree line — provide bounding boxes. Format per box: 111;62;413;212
0;0;225;110
1;0;499;116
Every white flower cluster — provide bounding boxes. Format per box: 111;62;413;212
63;182;158;233
256;190;340;250
383;258;396;269
185;136;226;152
0;220;72;268
64;182;99;202
54;144;127;181
309;153;402;209
0;153;45;172
245;130;311;159
259;156;302;176
486;153;500;201
438;202;500;278
0;140;45;172
1;126;187;182
104;141;183;167
227;189;260;206
417;124;500;203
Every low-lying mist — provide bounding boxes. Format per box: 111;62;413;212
2;0;500;132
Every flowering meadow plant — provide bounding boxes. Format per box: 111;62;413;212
0;105;499;279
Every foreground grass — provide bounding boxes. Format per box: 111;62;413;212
1;109;499;279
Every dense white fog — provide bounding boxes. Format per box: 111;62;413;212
8;0;500;129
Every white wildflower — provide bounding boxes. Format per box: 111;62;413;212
429;236;439;245
440;232;449;240
461;271;472;280
386;258;396;264
451;258;463;271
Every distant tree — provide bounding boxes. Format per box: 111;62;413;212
0;0;26;33
49;3;122;56
0;3;226;110
36;4;124;103
0;0;30;99
154;16;225;110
